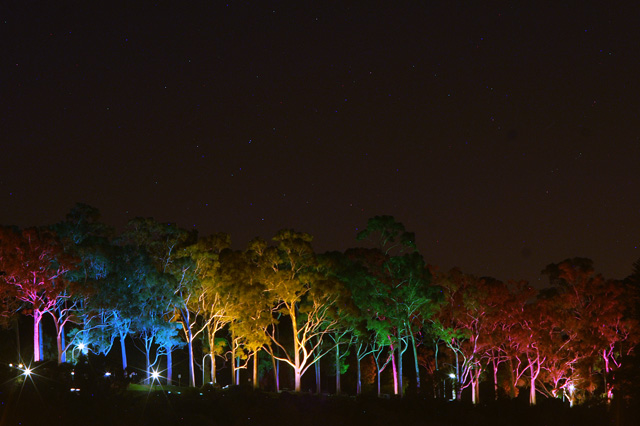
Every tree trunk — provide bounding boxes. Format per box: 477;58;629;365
409;324;420;392
454;350;461;401
271;353;279;392
231;333;236;385
291;308;302;392
33;310;42;362
356;355;362;395
508;357;517;399
207;325;217;384
235;356;241;385
397;343;403;398
315;358;321;394
472;368;480;404
335;343;341;395
211;350;216;385
56;320;64;364
374;356;382;397
120;333;128;371
294;367;302;392
145;347;151;384
60;322;66;364
253;351;259;389
390;342;398;395
492;357;499;400
166;347;173;385
186;329;195;387
530;375;536;405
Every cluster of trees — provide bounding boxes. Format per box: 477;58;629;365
0;204;638;406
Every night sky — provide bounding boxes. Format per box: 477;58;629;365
3;1;640;285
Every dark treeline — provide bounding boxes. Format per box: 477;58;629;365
1;203;638;408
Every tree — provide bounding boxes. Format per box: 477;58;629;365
52;203;114;364
356;216;436;397
119;218;198;385
543;258;639;402
356;215;416;256
184;233;233;385
0;226;76;362
259;230;341;392
432;269;497;403
217;240;273;389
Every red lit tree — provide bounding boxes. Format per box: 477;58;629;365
0;226;76;362
543;258;639;402
432;269;499;403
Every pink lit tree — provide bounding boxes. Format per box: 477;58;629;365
0;226;76;362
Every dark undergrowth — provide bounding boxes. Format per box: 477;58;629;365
0;362;635;426
1;384;635;426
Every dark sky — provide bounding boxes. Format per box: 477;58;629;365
2;1;640;285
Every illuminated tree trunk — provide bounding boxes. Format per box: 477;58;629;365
471;367;481;404
211;351;216;385
271;353;279;392
492;357;499;400
530;375;537;405
374;356;382;397
33;309;43;362
180;308;196;387
454;350;462;401
207;325;217;384
291;307;303;392
120;333;128;371
392;351;398;395
315;357;321;394
59;322;66;364
235;356;241;385
39;321;43;359
408;323;421;392
603;350;614;402
166;347;173;385
231;330;237;385
253;350;259;389
145;347;151;384
389;339;398;395
528;355;541;406
397;343;403;398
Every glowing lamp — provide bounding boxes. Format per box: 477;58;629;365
449;373;456;379
23;367;32;377
150;370;160;382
